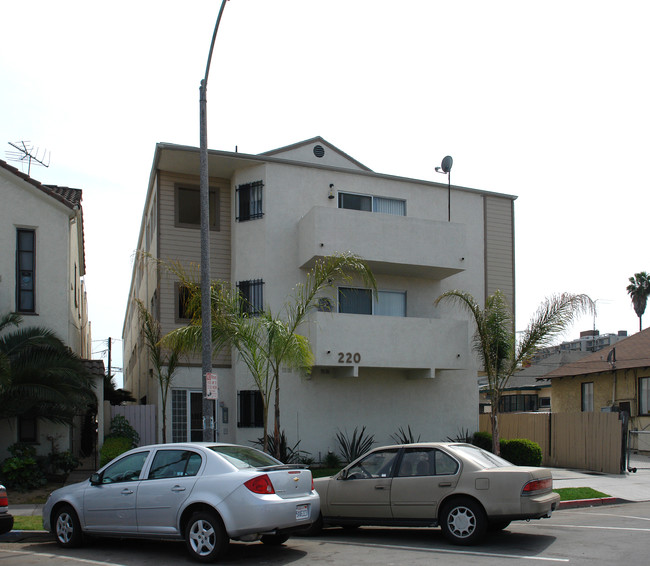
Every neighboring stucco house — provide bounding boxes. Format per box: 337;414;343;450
545;327;650;450
0;159;97;460
122;137;517;457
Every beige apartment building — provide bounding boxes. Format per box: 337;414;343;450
122;137;516;457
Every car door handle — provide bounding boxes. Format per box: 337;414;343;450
171;485;186;492
121;489;134;495
374;485;387;490
438;482;452;487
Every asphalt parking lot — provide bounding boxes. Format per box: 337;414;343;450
3;502;650;565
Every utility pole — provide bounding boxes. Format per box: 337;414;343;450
199;0;229;442
107;337;112;379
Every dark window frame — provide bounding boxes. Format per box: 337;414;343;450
639;377;650;416
18;413;38;443
499;394;539;413
16;228;36;313
175;282;193;322
238;390;264;428
338;191;406;216
174;184;220;230
236;181;264;222
581;382;594;412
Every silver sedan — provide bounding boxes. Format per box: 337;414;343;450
310;442;559;545
43;442;319;562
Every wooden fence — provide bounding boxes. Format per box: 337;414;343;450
108;404;157;446
479;412;625;474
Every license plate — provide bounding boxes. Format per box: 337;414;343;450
296;504;309;520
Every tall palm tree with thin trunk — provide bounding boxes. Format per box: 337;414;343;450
627;272;650;332
435;290;593;455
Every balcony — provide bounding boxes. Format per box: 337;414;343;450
298;206;466;279
303;311;469;379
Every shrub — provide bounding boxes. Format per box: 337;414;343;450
390;425;421;444
106;415;140;448
0;443;46;491
323;451;341;469
45;451;80;477
500;438;542;466
336;426;375;463
100;437;133;467
253;430;311;464
472;431;493;450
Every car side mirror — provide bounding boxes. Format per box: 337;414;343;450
90;473;102;485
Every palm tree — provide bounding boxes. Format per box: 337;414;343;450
627;272;650;332
135;299;181;443
163;252;376;457
435;290;593;455
0;313;95;423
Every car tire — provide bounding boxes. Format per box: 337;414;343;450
440;497;487;545
260;534;290;546
488;520;511;532
185;511;228;563
53;504;83;548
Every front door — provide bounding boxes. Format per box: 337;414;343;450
326;449;398;519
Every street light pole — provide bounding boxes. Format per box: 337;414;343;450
199;0;229;442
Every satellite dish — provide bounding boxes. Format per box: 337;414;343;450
441;155;453;174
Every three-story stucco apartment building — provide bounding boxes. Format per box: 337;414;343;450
122;137;516;457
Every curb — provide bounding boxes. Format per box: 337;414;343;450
559;497;625;509
0;530;50;543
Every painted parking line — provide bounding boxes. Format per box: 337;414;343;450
323;540;570;562
538;524;650;533
0;548;127;566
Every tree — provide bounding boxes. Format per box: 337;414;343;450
434;290;593;455
135;299;181;443
163;252;376;457
627;272;650;332
0;312;95;423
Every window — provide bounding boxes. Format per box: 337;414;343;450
346;449;399;479
148;450;202;479
539;397;551;409
236;181;264;221
237;279;264;316
640;377;650;415
175;185;219;229
397;448;459;477
176;284;192;321
238;390;264;428
581;382;594;412
338;192;405;216
499;394;538;413
100;451;149;483
338;288;406;317
18;414;37;443
16;228;35;312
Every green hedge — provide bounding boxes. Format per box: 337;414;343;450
100;437;133;467
472;433;542;466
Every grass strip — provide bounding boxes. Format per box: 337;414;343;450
554;487;610;501
11;516;44;531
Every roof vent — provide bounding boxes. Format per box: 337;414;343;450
313;145;325;158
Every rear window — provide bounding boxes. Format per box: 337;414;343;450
451;445;513;469
208;445;281;469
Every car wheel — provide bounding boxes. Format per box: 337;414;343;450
53;504;83;548
488;520;511;532
440;498;487;545
260;534;290;546
185;511;228;562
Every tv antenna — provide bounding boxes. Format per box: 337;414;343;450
6;141;50;176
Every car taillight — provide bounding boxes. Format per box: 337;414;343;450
312;477;315;491
522;478;552;494
244;474;275;494
0;487;8;507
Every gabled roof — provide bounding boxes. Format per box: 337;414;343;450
0;158;82;210
545;327;650;379
260;136;373;171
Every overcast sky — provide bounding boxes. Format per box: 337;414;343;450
2;1;648;387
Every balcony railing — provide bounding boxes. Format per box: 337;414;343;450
298;206;466;279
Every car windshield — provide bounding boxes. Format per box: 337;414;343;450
451;444;513;468
208;445;282;469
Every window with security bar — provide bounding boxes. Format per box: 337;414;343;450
16;228;36;312
236;181;264;221
237;279;264;316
